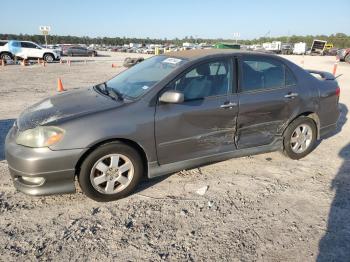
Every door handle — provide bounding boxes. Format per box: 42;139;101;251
220;102;237;109
284;93;298;99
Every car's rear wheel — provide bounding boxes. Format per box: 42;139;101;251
43;53;54;63
78;142;143;201
283;117;317;160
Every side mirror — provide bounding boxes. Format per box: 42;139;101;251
159;90;184;104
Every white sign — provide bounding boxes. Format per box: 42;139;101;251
39;26;51;35
162;57;182;65
233;32;240;38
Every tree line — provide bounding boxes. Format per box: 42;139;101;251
0;33;349;48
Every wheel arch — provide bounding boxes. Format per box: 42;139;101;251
0;51;13;59
75;138;148;178
42;52;54;59
285;112;320;139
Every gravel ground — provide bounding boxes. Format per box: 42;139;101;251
0;53;349;261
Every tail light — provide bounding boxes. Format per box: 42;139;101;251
336;86;340;97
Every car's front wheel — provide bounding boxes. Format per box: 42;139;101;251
43;53;54;63
283;117;317;160
78;142;143;201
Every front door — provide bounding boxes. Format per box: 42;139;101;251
155;58;238;165
236;55;299;149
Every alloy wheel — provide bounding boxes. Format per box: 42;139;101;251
90;154;134;194
290;124;313;154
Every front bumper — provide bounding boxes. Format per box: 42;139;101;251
5;127;85;196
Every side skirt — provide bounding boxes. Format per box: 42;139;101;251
148;138;282;179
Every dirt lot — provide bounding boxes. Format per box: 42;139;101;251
0;53;349;261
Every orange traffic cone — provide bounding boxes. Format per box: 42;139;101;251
57;78;66;92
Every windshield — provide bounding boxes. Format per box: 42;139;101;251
105;56;187;99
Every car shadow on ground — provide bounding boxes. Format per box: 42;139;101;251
0;119;15;161
317;142;350;261
317;103;350;261
134;174;172;195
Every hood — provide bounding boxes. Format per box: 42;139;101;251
17;87;122;131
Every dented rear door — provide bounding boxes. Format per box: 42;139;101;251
236;54;299;149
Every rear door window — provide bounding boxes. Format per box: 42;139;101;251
241;57;286;92
20;42;37;49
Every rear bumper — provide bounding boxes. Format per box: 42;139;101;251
5;127;84;196
319;106;340;139
320;123;337;138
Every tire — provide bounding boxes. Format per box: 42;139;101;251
43;53;54;63
345;54;350;63
0;52;12;61
283;117;317;160
78;142;144;202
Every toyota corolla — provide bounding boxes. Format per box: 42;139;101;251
5;49;340;201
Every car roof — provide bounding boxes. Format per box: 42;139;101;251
164;49;275;61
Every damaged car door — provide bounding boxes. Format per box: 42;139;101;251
155;58;238;165
236;55;299;149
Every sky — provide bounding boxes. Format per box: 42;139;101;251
1;0;350;40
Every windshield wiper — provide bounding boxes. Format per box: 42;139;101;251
94;83;123;101
107;86;124;101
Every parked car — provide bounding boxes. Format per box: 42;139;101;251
5;50;340;201
323;47;339;56
337;48;350;63
0;40;60;62
62;46;97;57
281;43;293;55
123;57;144;67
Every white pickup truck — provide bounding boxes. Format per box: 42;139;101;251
0;40;60;62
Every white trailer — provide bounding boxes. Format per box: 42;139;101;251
262;41;282;53
293;42;307;55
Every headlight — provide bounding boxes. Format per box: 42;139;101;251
16;126;65;148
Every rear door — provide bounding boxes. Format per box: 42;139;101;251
155;58;238;165
20;42;42;59
236;55;299;149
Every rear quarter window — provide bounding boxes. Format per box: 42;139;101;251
285;66;297;86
